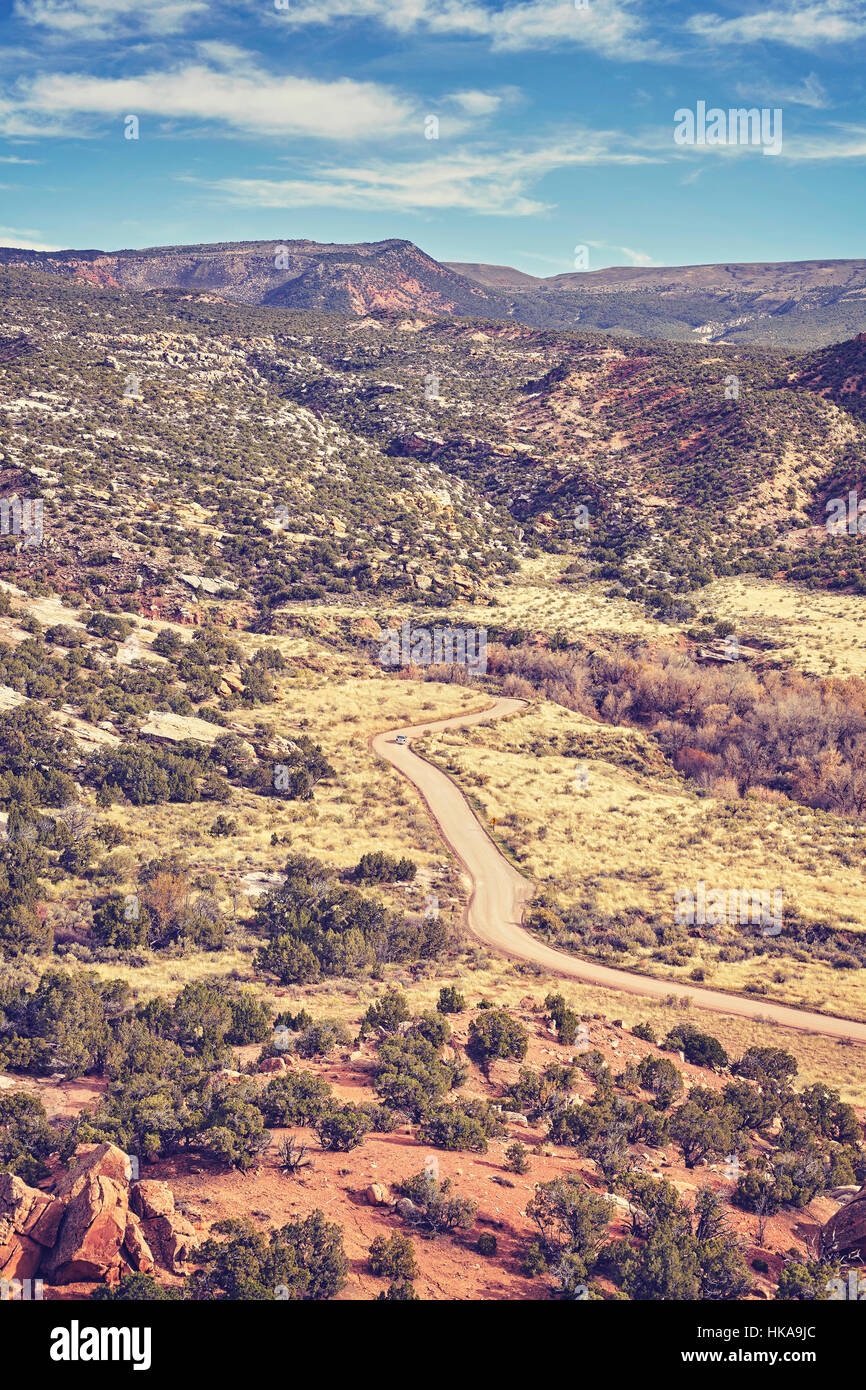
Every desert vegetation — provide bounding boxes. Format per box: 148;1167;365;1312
1;265;865;1307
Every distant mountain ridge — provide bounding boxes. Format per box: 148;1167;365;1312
2;238;866;348
450;257;866;294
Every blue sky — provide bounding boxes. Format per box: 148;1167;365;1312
0;0;864;273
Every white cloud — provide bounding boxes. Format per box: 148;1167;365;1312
12;0;667;59
1;58;419;140
447;90;505;117
12;0;210;39
201;165;548;217
0;225;59;248
487;0;662;56
688;3;866;48
736;73;830;108
195;136;660;217
779;122;866;157
587;239;657;265
274;0;667;60
616;245;657;266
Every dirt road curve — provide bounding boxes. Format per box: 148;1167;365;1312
373;697;866;1044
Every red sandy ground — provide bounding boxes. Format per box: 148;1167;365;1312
6;1002;854;1302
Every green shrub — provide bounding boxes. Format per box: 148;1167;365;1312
664;1024;729;1071
393;1170;477;1237
190;1213;347;1300
0;1091;68;1184
315;1104;373;1152
374;1033;464;1121
467;1008;528;1072
368;1232;418;1281
437;985;466;1014
93;1274;182;1301
260;1071;334;1127
376;1279;419;1300
419;1100;502;1153
632;1021;656;1043
505;1141;530;1175
354;851;417;883
362;987;410;1036
92;894;151;949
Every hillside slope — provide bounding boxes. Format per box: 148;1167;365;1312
3;266;866;622
3;241;865;348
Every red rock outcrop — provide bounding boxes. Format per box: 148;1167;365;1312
44;1174;129;1284
130;1180;176;1223
55;1142;133;1198
0;1145;193;1288
0;1173;63;1280
130;1180;198;1272
123;1213;156;1274
823;1183;866;1256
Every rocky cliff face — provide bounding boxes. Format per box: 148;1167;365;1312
0;238;508;317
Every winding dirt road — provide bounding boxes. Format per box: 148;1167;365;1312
373;697;866;1044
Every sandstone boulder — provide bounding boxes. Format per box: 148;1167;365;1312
56;1142;133;1200
0;1143;192;1288
130;1180;175;1222
0;1232;41;1281
0;1172;63;1246
143;1212;198;1274
258;1056;289;1074
823;1182;866;1256
365;1183;391;1207
0;1173;64;1281
45;1174;128;1284
131;1184;198;1274
122;1213;155;1274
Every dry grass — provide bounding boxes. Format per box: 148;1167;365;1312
270;557;866;680
15;569;866;1107
56;649;484;987
421;698;866;1022
694;577;866;678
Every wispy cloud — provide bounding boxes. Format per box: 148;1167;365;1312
447;89;511;117
272;0;668;60
0;224;58;248
12;0;210;40
688;2;866;49
779;121;866;157
614;244;657;266
10;0;669;60
195;135;660;217
736;72;830;108
587;239;657;265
